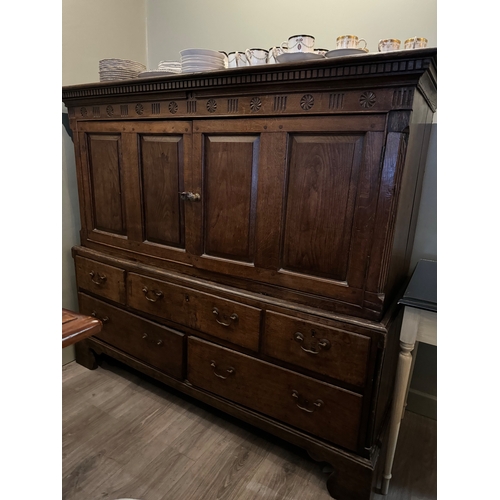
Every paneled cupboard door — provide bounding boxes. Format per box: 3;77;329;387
77;121;194;266
190;119;272;277
190;116;386;305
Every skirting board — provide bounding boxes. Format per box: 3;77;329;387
406;388;436;420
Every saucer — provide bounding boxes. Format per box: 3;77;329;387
325;48;367;58
276;52;325;63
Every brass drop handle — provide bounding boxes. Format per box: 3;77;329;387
89;271;107;285
294;332;331;354
157;340;163;346
90;311;109;323
142;286;163;302
210;360;235;379
292;390;324;413
179;191;201;202
212;307;239;327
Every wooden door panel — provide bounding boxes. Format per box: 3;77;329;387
87;134;125;235
139;135;185;248
78;121;194;267
188;117;385;307
202;135;259;263
281;134;363;281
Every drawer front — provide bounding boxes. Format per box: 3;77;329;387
127;273;261;352
187;337;363;451
75;256;126;304
78;293;184;379
262;311;371;387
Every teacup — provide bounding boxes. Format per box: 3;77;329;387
245;48;269;66
378;38;401;52
237;51;250;66
281;34;315;53
227;51;248;68
267;46;285;64
336;35;367;50
404;37;428;49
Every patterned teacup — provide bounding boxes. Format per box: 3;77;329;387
404;37;428;49
245;48;269;66
336;35;367;50
281;34;315;53
267;46;285;64
227;51;249;68
378;39;401;52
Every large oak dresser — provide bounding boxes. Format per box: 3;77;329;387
62;47;437;499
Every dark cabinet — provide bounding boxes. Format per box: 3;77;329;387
64;48;436;500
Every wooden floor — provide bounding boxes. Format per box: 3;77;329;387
62;358;436;500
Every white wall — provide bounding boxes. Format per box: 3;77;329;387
62;0;147;364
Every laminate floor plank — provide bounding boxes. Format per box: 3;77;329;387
62;359;436;500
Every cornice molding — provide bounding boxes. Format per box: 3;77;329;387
62;48;437;107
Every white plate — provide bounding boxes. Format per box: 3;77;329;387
276;52;325;63
138;70;180;78
325;48;367;58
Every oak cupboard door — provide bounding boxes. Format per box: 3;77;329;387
77;121;194;266
190;116;386;309
276;116;386;301
139;134;185;248
190;120;269;276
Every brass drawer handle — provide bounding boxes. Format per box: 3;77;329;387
212;307;239;327
142;286;164;303
210;360;235;379
292;390;324;413
89;271;107;285
294;332;331;354
90;311;109;323
179;191;201;202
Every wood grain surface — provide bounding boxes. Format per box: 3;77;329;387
62;360;436;500
62;309;102;348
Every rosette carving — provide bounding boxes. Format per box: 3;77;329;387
206;99;217;113
300;94;314;111
359;91;376;108
168;102;178;114
250;97;262;113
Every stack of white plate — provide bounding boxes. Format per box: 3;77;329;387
99;59;146;81
180;49;226;73
139;60;182;78
158;60;182;73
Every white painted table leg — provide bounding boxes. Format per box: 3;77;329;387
381;340;415;495
401;341;418;420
